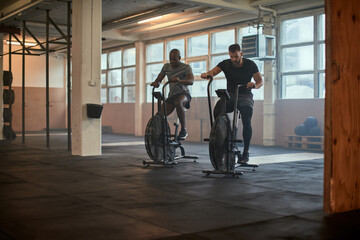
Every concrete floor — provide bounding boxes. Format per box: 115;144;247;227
0;133;359;240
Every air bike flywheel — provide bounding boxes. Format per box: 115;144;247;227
209;115;236;171
144;112;174;162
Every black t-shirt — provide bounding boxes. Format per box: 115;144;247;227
217;58;259;95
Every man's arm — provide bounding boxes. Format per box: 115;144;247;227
150;72;165;87
179;73;194;85
247;72;263;89
200;66;222;79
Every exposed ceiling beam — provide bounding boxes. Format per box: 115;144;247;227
161;0;258;13
0;0;46;23
249;0;295;7
102;28;140;41
139;11;257;41
102;3;192;31
124;9;235;34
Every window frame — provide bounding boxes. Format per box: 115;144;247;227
101;45;136;103
278;9;325;99
144;25;266;101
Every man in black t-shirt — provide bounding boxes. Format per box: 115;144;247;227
201;43;263;163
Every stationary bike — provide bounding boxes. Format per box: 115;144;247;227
202;76;259;176
144;81;198;167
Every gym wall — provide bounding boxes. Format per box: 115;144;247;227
275;99;325;146
2;45;67;132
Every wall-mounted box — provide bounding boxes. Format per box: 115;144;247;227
242;34;275;60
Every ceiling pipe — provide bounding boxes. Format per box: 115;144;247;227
258;4;277;17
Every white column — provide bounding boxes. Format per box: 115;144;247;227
134;41;145;136
71;0;102;156
0;33;3;140
262;16;276;146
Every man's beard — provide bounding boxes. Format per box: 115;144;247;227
231;60;241;66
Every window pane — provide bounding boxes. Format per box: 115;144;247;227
281;16;314;45
211;55;227;78
187;34;208;57
101;73;106;85
124;48;136;66
252;82;264;100
188;80;208;97
319;73;325;98
211;79;226;96
253;60;264;75
146;84;153;103
211;29;235;54
281;45;314;72
108;69;122;86
318;43;325;70
318;14;325;41
282;74;314;99
146;43;163;63
101;88;107;103
109;87;122;103
146;63;163;83
124;86;135;103
166;39;185;60
189;61;206;78
109;50;122;69
101;53;107;70
123;67;135;85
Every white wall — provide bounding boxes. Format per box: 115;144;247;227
1;43;67;132
2;45;65;88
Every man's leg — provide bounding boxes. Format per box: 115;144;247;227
239;106;253;162
162;102;175;116
174;95;189;139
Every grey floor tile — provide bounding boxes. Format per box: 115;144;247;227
0;173;23;183
252;178;323;196
1;212;178;240
122;200;280;234
0;195;108;224
196;215;324;240
159;180;274;200
74;185;201;211
214;189;323;216
0;182;60;200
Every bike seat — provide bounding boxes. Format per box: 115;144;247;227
153;91;164;100
215;89;230;100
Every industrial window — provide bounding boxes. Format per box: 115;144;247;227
187;34;208;57
279;11;325;99
145;26;266;102
101;47;136;103
166;39;185;60
146;42;165;103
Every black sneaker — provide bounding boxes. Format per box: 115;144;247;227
237;151;249;164
178;129;188;140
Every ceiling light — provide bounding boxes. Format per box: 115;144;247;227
6;41;37;46
138;16;163;24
